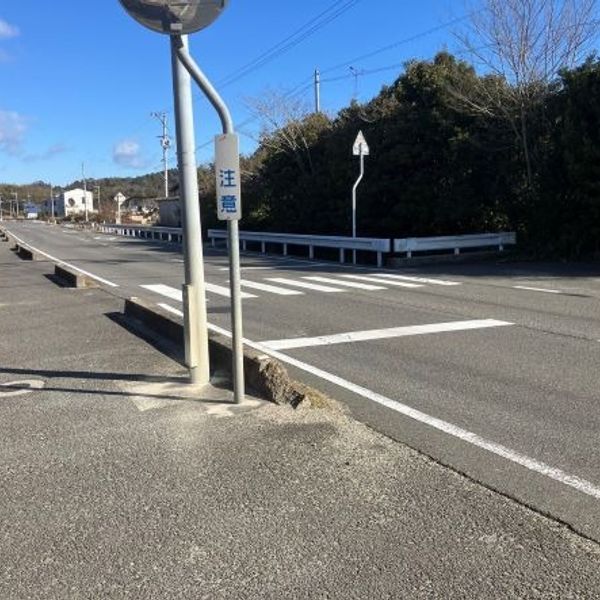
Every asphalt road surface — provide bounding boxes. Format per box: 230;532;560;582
5;220;600;542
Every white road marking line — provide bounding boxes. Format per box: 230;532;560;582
8;233;119;288
141;284;182;302
303;276;386;291
266;277;346;293
513;285;562;294
261;319;513;350
340;274;422;288
157;303;183;317
219;266;271;271
240;279;304;296
0;379;45;398
371;273;461;286
206;322;600;500
206;282;257;299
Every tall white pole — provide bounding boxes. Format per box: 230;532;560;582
171;34;210;386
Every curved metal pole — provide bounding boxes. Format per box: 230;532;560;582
173;35;245;404
173;36;233;134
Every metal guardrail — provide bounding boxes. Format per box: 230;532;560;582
95;225;515;265
394;232;516;258
207;229;391;267
97;224;184;244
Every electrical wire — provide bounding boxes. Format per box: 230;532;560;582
217;0;363;89
320;14;470;76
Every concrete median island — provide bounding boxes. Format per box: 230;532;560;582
124;296;330;409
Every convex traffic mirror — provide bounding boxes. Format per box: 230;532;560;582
119;0;228;35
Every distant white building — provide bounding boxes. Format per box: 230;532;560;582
42;188;96;218
23;203;39;219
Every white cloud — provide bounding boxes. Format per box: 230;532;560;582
0;110;27;155
113;139;147;169
24;143;69;163
0;19;19;39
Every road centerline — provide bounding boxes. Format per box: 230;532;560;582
260;319;514;350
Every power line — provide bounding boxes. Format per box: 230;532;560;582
320;14;470;76
217;0;363;89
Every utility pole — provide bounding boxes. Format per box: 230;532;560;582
152;111;171;199
95;185;100;214
0;194;3;221
314;68;321;113
12;192;18;218
49;184;54;220
82;163;88;222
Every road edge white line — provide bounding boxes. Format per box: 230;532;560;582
206;321;600;500
513;285;562;294
8;232;119;288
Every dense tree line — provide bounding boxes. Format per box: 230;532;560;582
198;52;600;259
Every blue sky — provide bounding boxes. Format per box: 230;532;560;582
0;0;461;186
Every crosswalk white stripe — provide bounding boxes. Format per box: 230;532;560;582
267;277;346;293
158;303;184;317
340;274;422;288
141;284;182;302
240;279;304;296
142;282;256;301
369;273;461;286
303;276;386;291
206;282;257;299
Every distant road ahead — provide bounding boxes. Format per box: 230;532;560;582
5;220;600;541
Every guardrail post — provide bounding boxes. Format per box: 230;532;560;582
261;241;266;254
454;247;460;255
309;246;314;260
339;248;345;264
377;252;383;268
242;240;247;251
283;243;288;256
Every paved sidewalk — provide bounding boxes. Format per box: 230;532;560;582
1;241;600;599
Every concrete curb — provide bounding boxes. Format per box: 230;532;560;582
124;297;331;409
16;244;40;261
54;264;99;289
